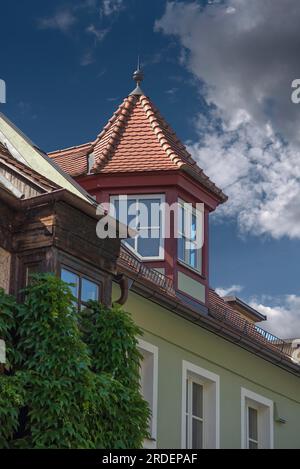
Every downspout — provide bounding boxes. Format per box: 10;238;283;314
114;274;129;306
0;338;5;374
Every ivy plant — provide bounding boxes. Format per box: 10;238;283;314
0;275;150;449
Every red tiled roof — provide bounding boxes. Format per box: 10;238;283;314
0;142;59;192
208;288;294;356
116;249;294;360
49;94;227;202
48;142;92;178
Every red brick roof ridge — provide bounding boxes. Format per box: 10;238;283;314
144;97;200;167
47;93;227;202
90;93;205;172
91;95;138;172
139;95;185;168
49;141;92;156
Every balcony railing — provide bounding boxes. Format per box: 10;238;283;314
118;245;175;297
210;301;295;359
118;246;296;362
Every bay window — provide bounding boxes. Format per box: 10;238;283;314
111;195;164;260
178;200;203;273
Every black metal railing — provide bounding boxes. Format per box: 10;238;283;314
210;301;294;359
118;246;175;296
118;247;296;362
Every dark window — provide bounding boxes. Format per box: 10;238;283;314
26;264;42;286
61;268;100;310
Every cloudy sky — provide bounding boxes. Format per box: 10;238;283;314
1;0;300;338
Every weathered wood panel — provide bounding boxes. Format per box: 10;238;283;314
0;247;11;292
0;202;15;251
54;202;120;274
13;206;55;252
0;164;44;199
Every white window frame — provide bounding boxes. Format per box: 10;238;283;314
182;361;220;449
138;339;159;449
111;194;165;261
178;198;203;274
241;388;274;449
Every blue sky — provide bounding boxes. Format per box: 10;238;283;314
1;0;300;337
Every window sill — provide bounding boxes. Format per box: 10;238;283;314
177;260;206;280
122;241;165;262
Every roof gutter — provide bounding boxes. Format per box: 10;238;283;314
182;165;228;204
115;273;300;377
10;189;135;238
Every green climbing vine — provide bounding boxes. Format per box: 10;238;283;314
0;274;150;449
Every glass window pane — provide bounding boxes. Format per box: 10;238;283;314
81;278;99;303
191;214;197;241
178;205;184;234
127;199;138;229
61;269;79;299
189;248;197;269
192;382;203;419
248;407;258;441
178;203;202;272
192;419;203;449
137;229;160;257
178;237;185;262
139;198;161;227
113;199;119;219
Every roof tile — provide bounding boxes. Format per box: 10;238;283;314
49;95;227;201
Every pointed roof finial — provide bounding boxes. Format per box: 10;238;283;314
130;56;144;96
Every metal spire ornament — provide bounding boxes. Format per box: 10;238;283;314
130;57;144;96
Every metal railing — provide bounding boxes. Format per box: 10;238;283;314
118;247;295;361
118;245;175;296
210;301;294;359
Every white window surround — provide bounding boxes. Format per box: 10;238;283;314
182;361;220;449
241;388;274;449
110;194;165;261
138;339;159;449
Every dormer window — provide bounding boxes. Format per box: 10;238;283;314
87;152;95;174
178;199;203;274
111;194;165;260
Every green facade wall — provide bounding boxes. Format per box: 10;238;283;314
113;284;300;449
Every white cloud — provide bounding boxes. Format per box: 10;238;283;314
215;285;243;297
155;1;300;239
38;9;77;33
101;0;124;17
80;51;96;67
251;295;300;339
38;2;126;66
86;24;109;42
